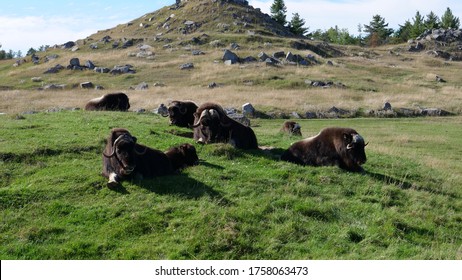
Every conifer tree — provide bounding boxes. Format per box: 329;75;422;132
441;7;460;29
363;15;393;46
288;13;308;36
425;11;441;29
270;0;287;26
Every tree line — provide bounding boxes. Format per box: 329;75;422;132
270;0;460;46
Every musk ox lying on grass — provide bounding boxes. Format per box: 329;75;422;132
192;102;258;149
281;127;368;172
281;121;302;136
85;93;130;111
102;128;198;188
166;100;198;128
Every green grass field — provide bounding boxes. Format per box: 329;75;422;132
1;111;461;259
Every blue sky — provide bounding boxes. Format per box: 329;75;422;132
1;0;461;54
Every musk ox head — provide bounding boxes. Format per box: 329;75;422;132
167;101;198;127
103;128;145;176
281;121;302;136
192;104;225;144
343;132;368;167
165;143;199;170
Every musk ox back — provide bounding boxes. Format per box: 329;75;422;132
281;127;368;172
281;121;302;136
85;92;130;111
192;102;258;149
167;100;198;128
102;128;172;187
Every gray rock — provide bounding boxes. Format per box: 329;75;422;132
85;60;96;69
242;103;255;117
179;63;194;70
153;104;169;116
80;82;94;89
222;49;240;64
383;102;392;111
69;58;80;67
135;82;149;90
94;67;110;73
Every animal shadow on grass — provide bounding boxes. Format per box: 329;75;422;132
134;174;231;205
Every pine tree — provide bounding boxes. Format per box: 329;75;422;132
410;11;426;38
424;11;440;30
363;15;393;46
270;0;287;26
441;7;460;29
288;13;308;36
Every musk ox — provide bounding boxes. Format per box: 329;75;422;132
85;93;130;111
192;102;258;149
167;100;198;128
165;143;199;171
281;121;302;136
102;128;173;187
281;127;368;172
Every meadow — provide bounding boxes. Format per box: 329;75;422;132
1;110;461;259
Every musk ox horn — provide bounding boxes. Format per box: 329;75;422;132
347;134;366;150
103;134;126;157
192;109;209;127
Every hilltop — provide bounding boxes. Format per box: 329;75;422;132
0;0;461;117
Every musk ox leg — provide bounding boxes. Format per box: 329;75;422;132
107;172;121;188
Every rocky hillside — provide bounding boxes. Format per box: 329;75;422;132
84;0;294;44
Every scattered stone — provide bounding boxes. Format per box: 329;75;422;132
222;49;240;64
383;102;392;111
42;84;66;90
135;82;149;90
80;82;94;89
44;64;65;74
94;67;110;73
153;104;169;116
242;103;255;117
179;63;194;70
436;75;446;83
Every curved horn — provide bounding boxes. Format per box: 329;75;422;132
192;109;208;127
103;134;126;157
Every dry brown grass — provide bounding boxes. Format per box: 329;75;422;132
1;38;462;115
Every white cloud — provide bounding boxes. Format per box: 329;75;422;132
0;15;114;54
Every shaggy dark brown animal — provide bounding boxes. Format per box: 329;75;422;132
281;127;368;172
102;128;172;187
167;100;198;128
165;143;199;171
85;93;130;111
281;121;302;136
192;102;258;149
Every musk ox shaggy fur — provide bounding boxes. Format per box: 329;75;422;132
281;121;302;136
101;128;173;187
165;143;199;171
167;100;198;128
85;92;130;111
281;127;368;172
192;102;258;149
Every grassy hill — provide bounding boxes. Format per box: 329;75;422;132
1;111;461;259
